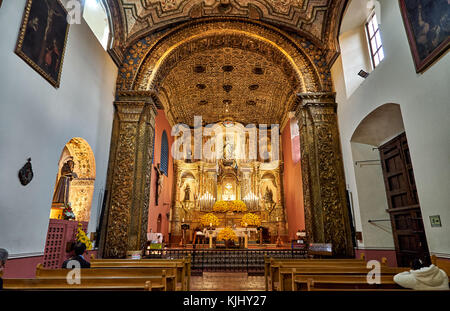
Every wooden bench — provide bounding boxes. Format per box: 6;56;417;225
279;266;409;291
294;274;406;291
432;255;450;277
90;256;190;291
265;256;377;291
3;275;166;291
34;264;176;291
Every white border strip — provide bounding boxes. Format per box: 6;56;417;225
431;252;450;259
8;252;44;259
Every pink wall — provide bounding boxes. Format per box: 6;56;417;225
2;255;44;279
282;118;305;240
147;110;174;242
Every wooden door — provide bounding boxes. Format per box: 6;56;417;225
379;133;430;267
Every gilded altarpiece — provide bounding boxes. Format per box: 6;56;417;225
169;124;287;242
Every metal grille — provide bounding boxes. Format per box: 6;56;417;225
145;249;307;275
43;223;65;269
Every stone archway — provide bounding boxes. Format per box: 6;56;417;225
100;18;353;257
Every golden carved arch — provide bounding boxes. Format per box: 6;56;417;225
101;17;354;257
116;18;332;94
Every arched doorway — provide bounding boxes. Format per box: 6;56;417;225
100;18;353;258
351;104;430;267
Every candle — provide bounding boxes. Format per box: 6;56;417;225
182;218;184;222
210;222;212;227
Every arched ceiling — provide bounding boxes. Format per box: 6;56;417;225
160;47;295;126
105;0;348;64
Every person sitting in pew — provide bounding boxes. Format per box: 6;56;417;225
394;259;449;290
62;242;91;269
0;248;8;290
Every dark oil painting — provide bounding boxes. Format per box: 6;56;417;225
15;0;69;87
399;0;450;72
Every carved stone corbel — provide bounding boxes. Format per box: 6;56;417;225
101;91;157;258
295;92;353;257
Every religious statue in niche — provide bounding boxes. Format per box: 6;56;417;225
154;164;164;206
184;184;191;201
264;187;274;203
52;158;78;204
18;158;34;186
263;186;276;215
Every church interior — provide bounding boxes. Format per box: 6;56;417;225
0;0;449;293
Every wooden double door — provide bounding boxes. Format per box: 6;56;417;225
379;133;430;267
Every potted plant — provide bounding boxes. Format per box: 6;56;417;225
240;213;261;227
217;227;238;248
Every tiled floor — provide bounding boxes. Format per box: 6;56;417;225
190;272;265;291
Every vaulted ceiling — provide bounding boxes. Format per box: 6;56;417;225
105;0;348;64
160;47;294;126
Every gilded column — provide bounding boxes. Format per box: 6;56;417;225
295;92;353;257
102;91;157;258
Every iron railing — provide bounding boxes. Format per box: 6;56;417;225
144;249;307;275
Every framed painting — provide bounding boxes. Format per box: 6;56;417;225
15;0;70;88
399;0;450;73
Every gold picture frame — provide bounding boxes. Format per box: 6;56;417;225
15;0;70;88
399;0;450;73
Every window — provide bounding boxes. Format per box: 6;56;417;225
83;0;110;50
366;13;384;68
160;131;169;176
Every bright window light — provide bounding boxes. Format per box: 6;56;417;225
366;13;385;68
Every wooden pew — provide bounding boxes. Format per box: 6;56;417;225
432;255;450;277
294;274;406;291
265;256;378;291
90;256;191;291
279;266;409;291
35;264;176;291
3;275;166;291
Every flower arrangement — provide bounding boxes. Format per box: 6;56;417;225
62;203;76;220
232;200;247;212
213;200;247;213
200;213;220;227
212;200;229;212
240;213;261;227
217;227;238;241
76;222;93;250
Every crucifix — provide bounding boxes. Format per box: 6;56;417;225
38;0;64;70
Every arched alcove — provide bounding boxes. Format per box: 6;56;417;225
351;104;404;253
50;137;96;222
350;103;431;266
101;18;353;257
